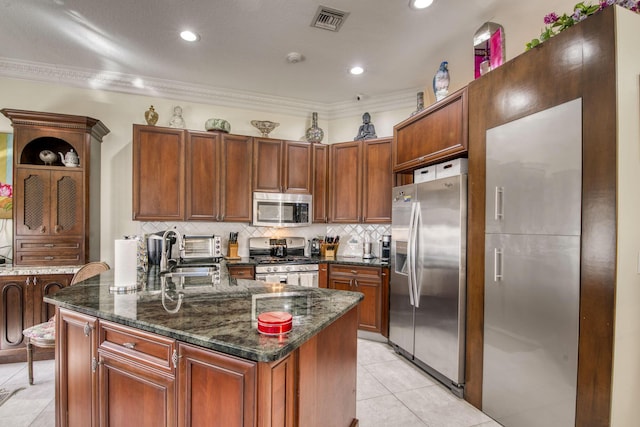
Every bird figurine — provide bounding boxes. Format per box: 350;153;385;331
433;61;450;101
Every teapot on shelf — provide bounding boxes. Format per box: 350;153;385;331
58;149;79;167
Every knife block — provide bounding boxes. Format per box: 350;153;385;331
320;243;339;258
226;242;240;260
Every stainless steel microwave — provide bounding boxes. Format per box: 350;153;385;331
252;192;312;227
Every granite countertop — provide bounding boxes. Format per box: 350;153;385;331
0;264;82;276
223;256;389;268
44;265;363;363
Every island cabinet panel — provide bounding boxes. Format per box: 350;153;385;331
253;138;312;194
317;263;328;288
328;265;389;336
329;138;392;223
177;343;256;427
0;274;71;361
133;125;185;221
312;144;329;223
256;353;297;427
56;308;98;427
393;86;468;172
185;131;221;221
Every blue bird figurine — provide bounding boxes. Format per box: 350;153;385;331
433;61;450;101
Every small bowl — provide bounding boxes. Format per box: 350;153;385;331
205;118;231;133
251;120;279;137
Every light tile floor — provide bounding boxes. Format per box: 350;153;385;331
0;339;501;426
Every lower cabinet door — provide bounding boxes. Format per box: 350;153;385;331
57;309;98;427
353;279;382;333
177;342;256;427
99;351;177;427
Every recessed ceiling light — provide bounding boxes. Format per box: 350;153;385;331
180;30;200;42
350;66;364;75
409;0;434;10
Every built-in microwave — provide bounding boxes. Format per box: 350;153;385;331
252;192;312;227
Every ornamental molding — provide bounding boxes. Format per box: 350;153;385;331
0;58;416;119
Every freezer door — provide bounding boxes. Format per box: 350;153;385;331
389;184;416;353
485;98;582;236
483;233;579;427
413;175;467;385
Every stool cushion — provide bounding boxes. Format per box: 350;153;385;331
23;319;56;346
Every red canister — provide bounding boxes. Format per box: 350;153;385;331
257;311;293;335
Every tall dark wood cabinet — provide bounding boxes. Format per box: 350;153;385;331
1;109;109;266
312;144;329;223
465;7;640;426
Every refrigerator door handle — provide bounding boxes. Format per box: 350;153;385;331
413;202;422;308
494;248;503;282
495;186;504;220
406;202;417;306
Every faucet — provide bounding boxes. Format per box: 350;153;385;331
160;229;182;272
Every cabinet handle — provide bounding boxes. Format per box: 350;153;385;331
83;322;94;337
122;342;136;349
495;186;504;221
91;357;103;373
353;279;359;287
40;226;46;233
494;248;503;282
54;225;62;233
350;270;357;274
32;277;37;286
172;350;181;368
44;243;55;248
25;277;31;286
44;256;54;260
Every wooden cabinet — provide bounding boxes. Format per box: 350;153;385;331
253;138;312;194
1;109;109;266
328;265;389;336
227;265;255;280
0;274;72;361
133;126;253;222
98;320;177;427
133;125;185;221
329;138;392;223
57;308;98;427
393;86;468;172
312;144;329;223
178;342;256;427
318;263;328;288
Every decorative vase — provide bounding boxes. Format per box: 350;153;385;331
251;120;279;137
305;112;324;143
410;92;425;116
205;118;231;133
144;105;159;126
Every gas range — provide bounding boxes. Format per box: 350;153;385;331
249;237;319;286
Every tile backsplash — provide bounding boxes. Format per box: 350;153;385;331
138;222;390;258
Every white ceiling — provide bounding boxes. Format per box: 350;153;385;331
0;0;573;110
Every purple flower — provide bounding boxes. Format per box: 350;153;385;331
544;12;559;24
0;183;12;198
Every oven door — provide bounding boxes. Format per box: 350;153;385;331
253;192;311;227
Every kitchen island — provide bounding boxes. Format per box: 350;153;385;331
45;268;363;427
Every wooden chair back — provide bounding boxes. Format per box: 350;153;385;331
71;261;110;285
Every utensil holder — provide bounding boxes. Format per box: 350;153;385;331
226;242;240;260
320;243;339;258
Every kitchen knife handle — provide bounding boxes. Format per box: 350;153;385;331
495;186;504;220
494;248;503;282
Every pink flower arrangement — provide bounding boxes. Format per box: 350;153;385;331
0;183;12;198
527;1;640;50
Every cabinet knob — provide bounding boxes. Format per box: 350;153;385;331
54;225;62;233
40;226;46;233
83;322;94;337
91;357;103;372
172;349;181;368
122;342;137;350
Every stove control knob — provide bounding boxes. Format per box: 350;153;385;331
285;266;291;272
266;267;272;273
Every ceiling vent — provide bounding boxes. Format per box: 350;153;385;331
311;6;349;32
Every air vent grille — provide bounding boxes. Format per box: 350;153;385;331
311;6;349;32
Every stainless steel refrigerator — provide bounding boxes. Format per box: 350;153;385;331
389;173;467;396
483;98;582;427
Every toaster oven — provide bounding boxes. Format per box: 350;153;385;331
180;235;223;260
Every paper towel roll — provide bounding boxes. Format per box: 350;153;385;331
115;239;138;286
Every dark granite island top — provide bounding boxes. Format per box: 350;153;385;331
44;268;363;362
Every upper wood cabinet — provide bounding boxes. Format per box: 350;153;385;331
133;126;253;222
133;125;185;221
329;138;392;224
312;144;329;223
1;109;109;266
253;138;312;194
393;86;468;172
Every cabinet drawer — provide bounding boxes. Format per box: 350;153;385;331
329;265;382;281
227;265;255;279
13;250;82;266
99;321;176;374
16;238;82;251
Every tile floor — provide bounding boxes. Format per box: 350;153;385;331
0;339;501;426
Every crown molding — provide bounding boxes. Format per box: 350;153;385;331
0;57;418;119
